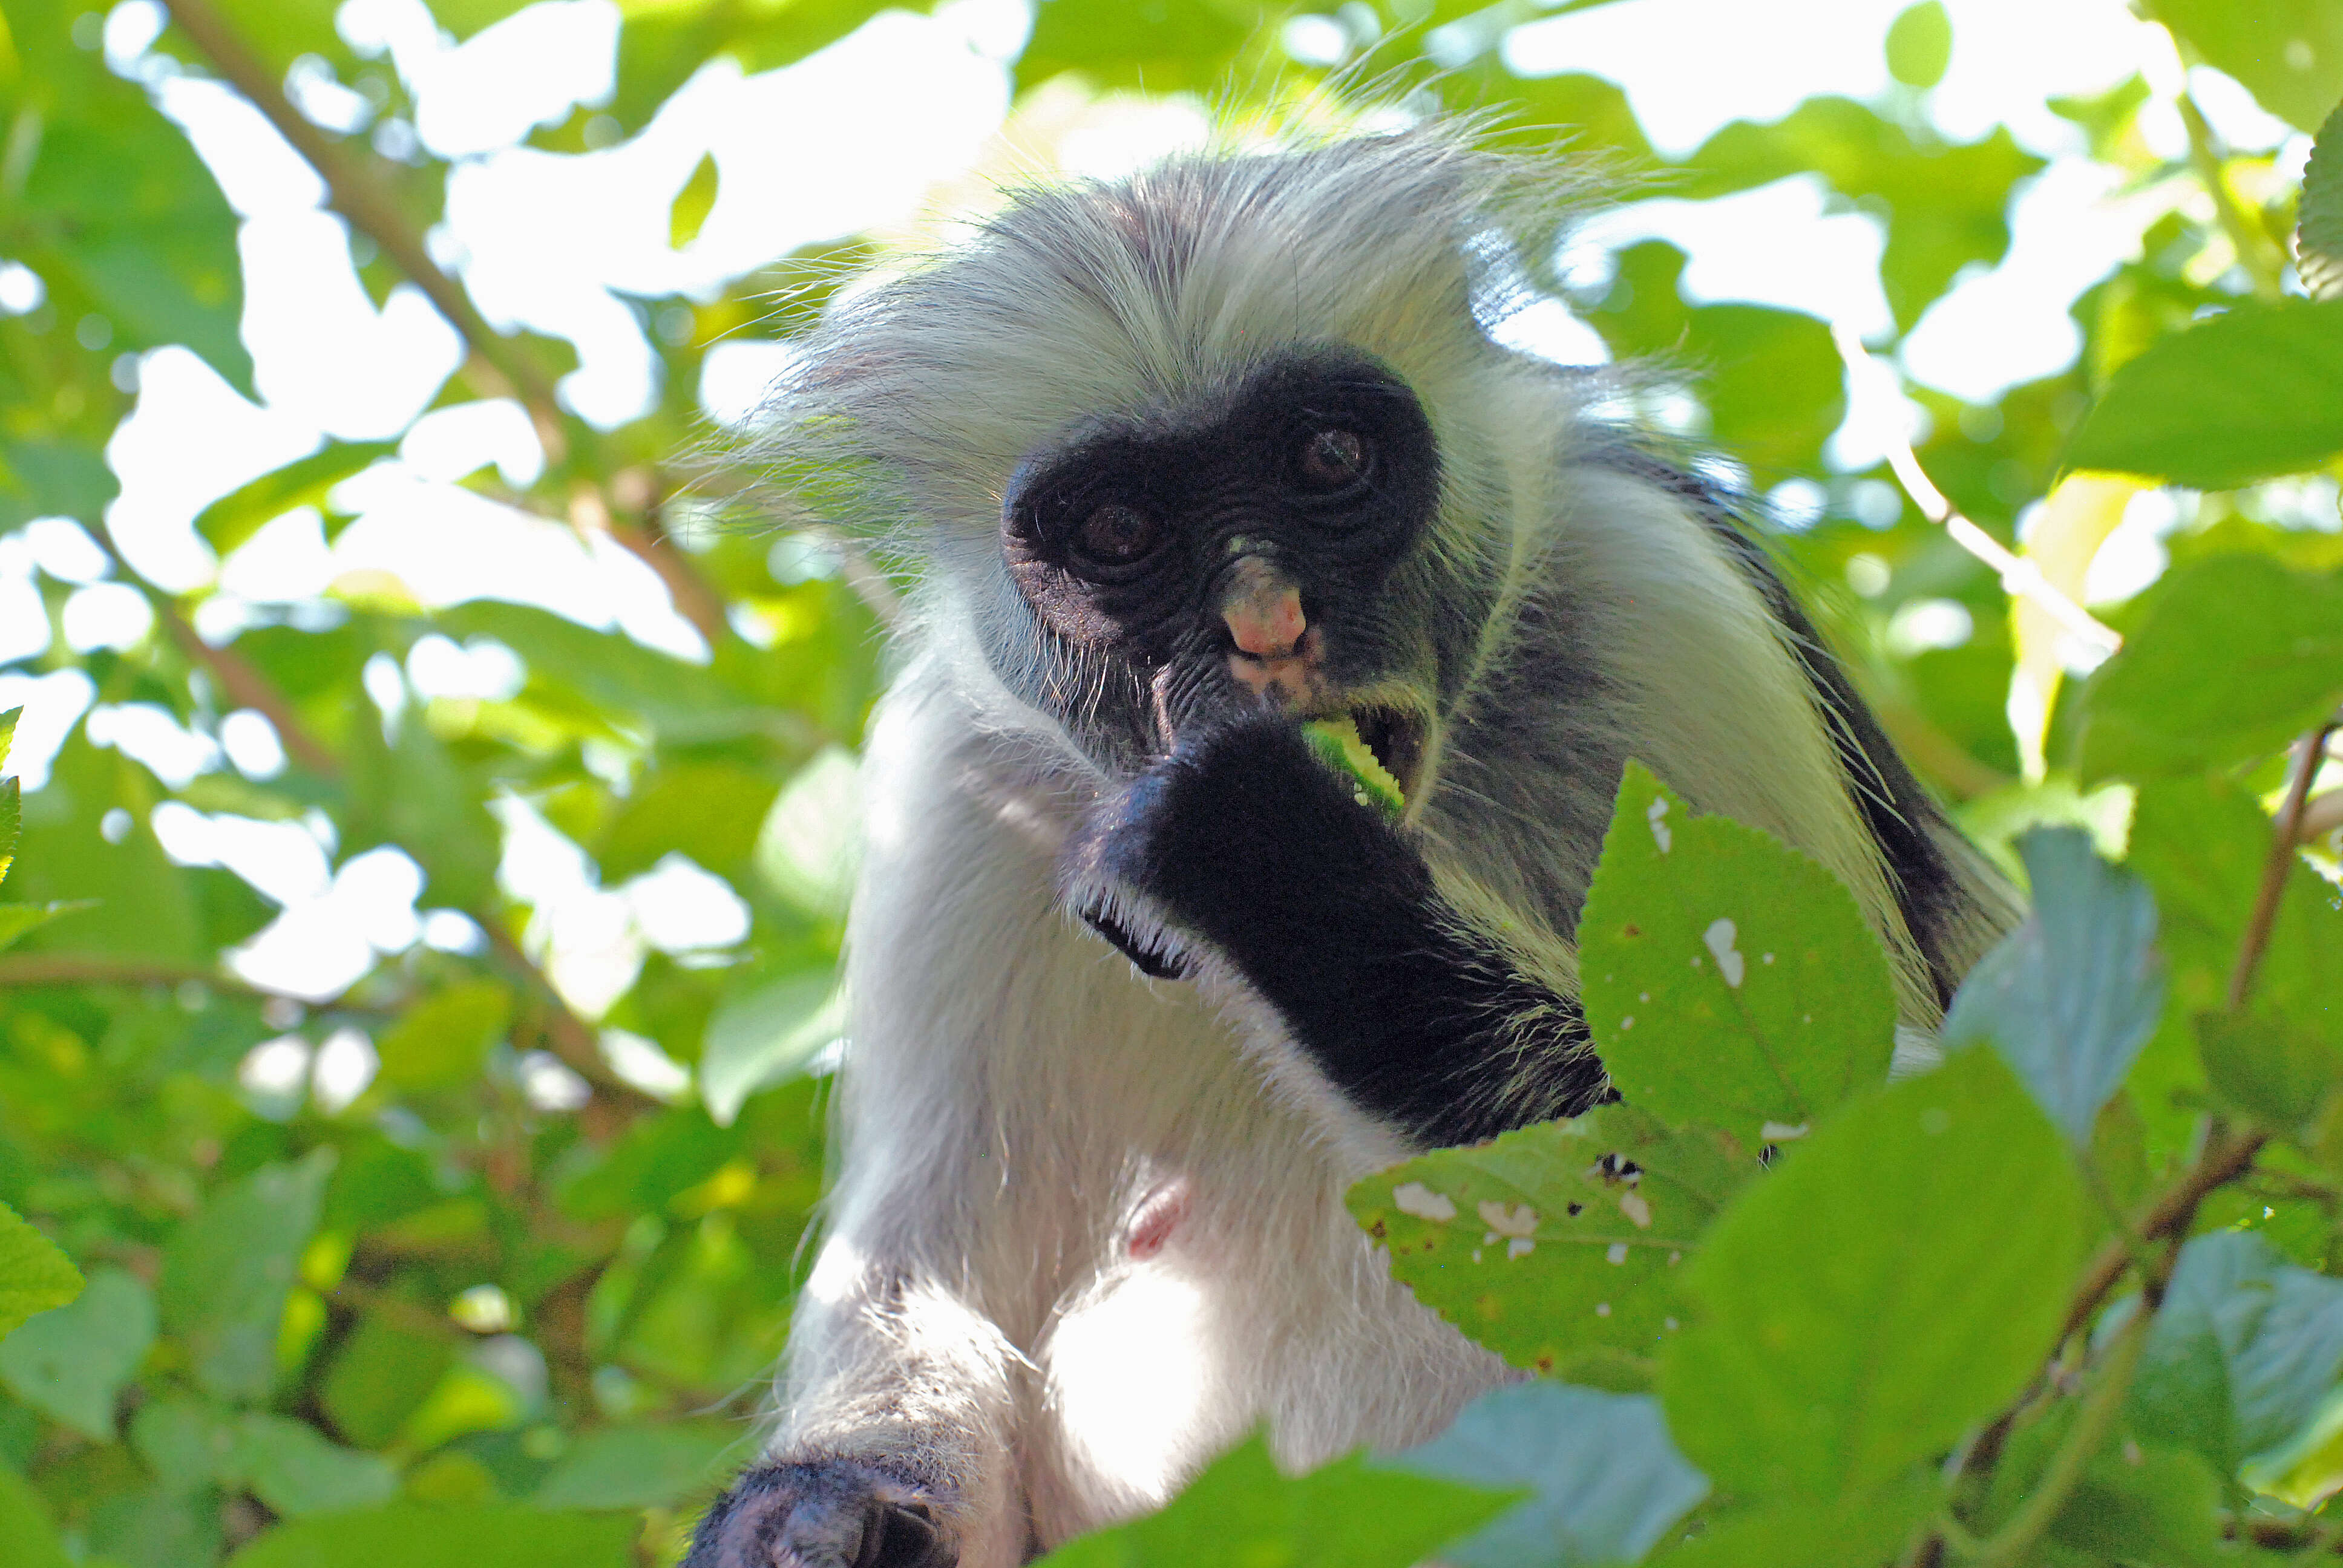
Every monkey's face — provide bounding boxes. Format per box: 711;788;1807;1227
995;345;1448;800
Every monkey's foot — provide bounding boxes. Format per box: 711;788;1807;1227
687;1459;955;1568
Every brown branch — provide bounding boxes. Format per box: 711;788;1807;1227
159;0;732;648
479;915;658;1116
2055;1124;2268;1345
2227;710;2342;1009
160;0;562;418
152;596;341;777
87;513;342;777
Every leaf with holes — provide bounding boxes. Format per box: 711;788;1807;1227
1349;1104;1755;1366
1579;762;1899;1145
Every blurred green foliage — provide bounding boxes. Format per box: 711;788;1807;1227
1;0;2341;1561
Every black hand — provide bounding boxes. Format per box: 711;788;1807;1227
688;1459;955;1568
1072;714;1605;1145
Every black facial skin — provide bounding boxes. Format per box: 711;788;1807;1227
1000;347;1441;746
1021;348;1608;1147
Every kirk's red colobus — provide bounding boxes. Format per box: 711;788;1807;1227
687;123;2014;1568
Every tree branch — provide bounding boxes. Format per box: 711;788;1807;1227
157;0;732;648
1970;1299;2155;1568
2174;88;2290;301
152;593;342;777
478;915;658;1114
2229;711;2343;1008
1828;322;2123;657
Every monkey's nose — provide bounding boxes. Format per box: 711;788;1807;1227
1219;558;1306;658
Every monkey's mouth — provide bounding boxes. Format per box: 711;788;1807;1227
1347;703;1430;808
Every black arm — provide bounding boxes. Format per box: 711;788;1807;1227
1069;716;1606;1147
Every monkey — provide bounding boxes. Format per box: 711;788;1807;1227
686;122;2017;1568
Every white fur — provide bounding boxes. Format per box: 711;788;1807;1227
741;125;2012;1563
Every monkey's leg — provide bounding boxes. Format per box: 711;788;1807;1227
1071;714;1608;1148
686;1250;1023;1568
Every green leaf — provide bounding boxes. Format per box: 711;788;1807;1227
132;1396;249;1494
235;1411;399;1517
532;1423;742;1510
2077;554;2343;782
1015;0;1254;96
2064;298;2343;488
1033;1435;1517;1568
320;1313;457;1449
2128;1230;2343;1475
344;704;501;910
0;902;94;952
2157;0;2343;132
670;154;719;250
1396;1382;1708;1567
375;980;514;1091
2125;775;2343;1158
1349;1105;1752;1367
699;970;841;1127
1885;1;1951;88
1578;762;1899;1145
2048;1442;2226;1568
2302;103;2343;300
2;734;205;962
0;707;19;776
598;763;780;884
11;76;254;395
0;1265;154;1440
226;1505;638;1568
1680;99;2040;332
0;778;17;887
193;442;397;558
1939;828;2163;1143
0;1200;82;1342
1647;1471;1943;1567
159;1150;334;1403
0;1463;73;1568
2200;1011;2343;1133
755;746;862;916
1660;1048;2085;1500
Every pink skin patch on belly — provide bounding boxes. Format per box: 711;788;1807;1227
1126;1180;1191;1260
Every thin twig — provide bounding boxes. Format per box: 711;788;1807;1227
1970;1299;2155;1568
89;519;343;777
1829;322;2125;656
158;0;731;648
479;915;657;1111
2054;1124;2267;1345
152;595;342;777
2227;710;2342;1008
2174;89;2290;301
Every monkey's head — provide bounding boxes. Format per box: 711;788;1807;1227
747;124;1591;798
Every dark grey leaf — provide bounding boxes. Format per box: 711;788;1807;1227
1940;828;2162;1145
1395;1382;1709;1567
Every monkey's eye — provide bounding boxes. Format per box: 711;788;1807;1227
1076;502;1162;567
1296;428;1368;491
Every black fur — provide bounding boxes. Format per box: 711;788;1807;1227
684;1455;952;1568
1580;441;1978;1005
1069;714;1607;1146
